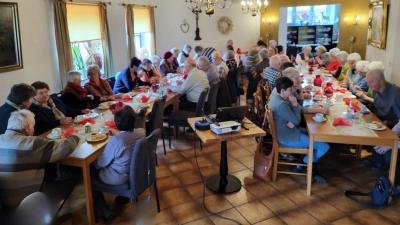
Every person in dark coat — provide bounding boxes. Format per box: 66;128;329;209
29;81;91;135
0;83;36;134
61;70;98;109
113;57;142;93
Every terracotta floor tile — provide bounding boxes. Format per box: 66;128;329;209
236;200;275;224
226;140;242;149
237;155;256;168
197;195;233;213
199;165;221;179
312;183;341;199
210;208;250;225
231;169;261;185
350;209;397;225
156;165;173;179
157;175;182;192
170;201;207;224
243;143;258;153
175;169;203;185
279;208;322;225
268;176;300;192
185;182;215;200
235;138;258;147
158;152;186;164
244;181;279;199
228;147;254;159
137;209;179;225
330;216;360;225
179;148;204;159
303;200;346;223
283;188;320;206
325;193;364;215
254;217;287;225
188;155;217;168
376;202;400;224
328;176;359;191
183;217;214;225
168;161;194;174
227;159;248;173
260;194;298;215
222;187;257;207
200;145;221;154
160;187;193;207
342;167;382;185
209;151;236;164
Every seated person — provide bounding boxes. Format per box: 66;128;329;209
165;58;210;110
336;51;349;81
267;46;277;59
279;54;290;64
224;50;238;70
268;77;330;183
295;45;313;66
269;39;277;47
356;69;400;129
340;53;362;88
314;45;330;68
84;65;119;104
256;48;269;74
177;44;192;67
212;51;229;77
160;52;180;76
0;110;79;210
113;57;142;93
30;81;90;135
138;59;161;86
321;48;341;76
92;106;145;220
347;61;369;105
193;46;216;62
151;55;163;77
276;45;284;55
170;47;180;68
196;56;220;83
0;83;35;134
263;55;281;92
61;70;97;110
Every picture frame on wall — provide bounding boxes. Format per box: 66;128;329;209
367;1;388;49
0;2;23;73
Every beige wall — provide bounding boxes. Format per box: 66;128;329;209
260;0;370;59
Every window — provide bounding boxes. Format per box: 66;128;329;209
287;7;293;24
133;8;151;58
287;4;337;26
67;4;105;79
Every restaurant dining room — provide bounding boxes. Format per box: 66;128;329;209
2;0;400;224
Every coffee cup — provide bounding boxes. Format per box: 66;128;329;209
345;91;352;97
307;78;313;83
333;81;339;88
52;128;61;137
312;102;319;108
315;113;324;121
336;93;344;102
323;101;331;109
340;112;348;119
100;126;109;134
74;115;84;122
314;95;322;100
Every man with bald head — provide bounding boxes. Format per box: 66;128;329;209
168;58;210;110
263;55;282;92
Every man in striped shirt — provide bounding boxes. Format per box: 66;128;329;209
0;110;79;210
193;46;216;63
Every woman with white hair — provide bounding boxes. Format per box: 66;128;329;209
151;55;162;77
349;61;370;103
170;47;180;68
341;53;362;88
177;44;192;67
296;45;313;65
368;61;385;71
321;48;341;75
314;45;330;67
61;71;96;110
212;51;229;77
336;51;349;81
279;54;290;64
225;50;238;70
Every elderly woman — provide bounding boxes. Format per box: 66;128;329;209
170;47;180;68
349;61;369;100
151;55;162;77
321;48;341;75
224;50;238;70
314;45;330;68
296;45;313;65
335;51;349;81
61;71;96;110
92;105;145;220
177;44;192;67
138;59;161;86
256;48;269;75
29;81;90;135
84;65;119;102
279;55;290;64
0;83;36;134
341;53;362;88
267;46;277;58
197;56;219;83
160;52;180;76
212;51;229;77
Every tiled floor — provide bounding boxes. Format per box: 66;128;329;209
57;134;400;225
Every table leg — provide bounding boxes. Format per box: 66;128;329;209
307;135;314;196
173;95;179;111
82;163;95;225
206;141;241;194
356;145;362;158
389;140;399;185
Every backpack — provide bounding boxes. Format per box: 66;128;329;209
344;176;394;209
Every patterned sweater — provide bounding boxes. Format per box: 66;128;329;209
0;130;79;209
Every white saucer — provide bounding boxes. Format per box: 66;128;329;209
324;74;333;77
365;123;386;130
98;106;108;110
313;117;326;122
346;95;356;99
47;134;60;139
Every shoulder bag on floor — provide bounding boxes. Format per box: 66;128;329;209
253;114;274;182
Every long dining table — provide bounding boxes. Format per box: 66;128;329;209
39;91;180;225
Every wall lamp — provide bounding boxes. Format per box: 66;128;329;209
343;15;360;53
344;15;360;26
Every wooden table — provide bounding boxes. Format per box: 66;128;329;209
303;100;399;196
188;117;266;194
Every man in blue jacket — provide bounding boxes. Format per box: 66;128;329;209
113;57;142;94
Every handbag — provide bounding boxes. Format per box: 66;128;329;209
253;114;275;182
344;176;394;209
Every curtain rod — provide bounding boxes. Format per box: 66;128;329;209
119;3;157;8
68;0;111;5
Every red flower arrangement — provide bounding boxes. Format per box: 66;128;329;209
308;66;314;75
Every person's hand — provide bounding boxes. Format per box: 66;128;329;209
340;83;348;88
88;94;94;100
374;146;392;154
305;85;313;91
109;128;120;136
354;85;362;91
176;67;183;74
108;95;117;101
288;95;298;106
176;80;183;85
355;91;366;99
60;117;73;124
81;109;91;114
286;122;294;128
319;108;330;114
303;93;311;99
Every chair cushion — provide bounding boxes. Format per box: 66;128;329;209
91;178;130;194
168;110;196;123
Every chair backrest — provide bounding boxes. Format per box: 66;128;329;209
134;106;148;128
264;82;271;99
207;81;220;114
106;76;116;90
265;108;279;148
129;137;149;198
146;129;161;185
147;96;167;135
195;88;209;117
253;87;265;116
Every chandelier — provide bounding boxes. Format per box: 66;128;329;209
241;0;268;16
185;0;233;16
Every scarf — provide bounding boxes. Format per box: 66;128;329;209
87;78;113;96
64;82;87;99
5;100;21;110
33;97;65;120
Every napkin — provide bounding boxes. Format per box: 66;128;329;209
122;95;132;102
79;118;95;125
60;127;76;138
138;89;146;93
141;94;151;103
183;72;188;79
343;97;351;105
109;101;124;114
167;88;172;93
332;118;351;126
334;88;347;93
105;120;116;129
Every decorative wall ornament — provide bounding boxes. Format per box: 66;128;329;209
180;19;190;33
217;16;233;35
367;0;388;49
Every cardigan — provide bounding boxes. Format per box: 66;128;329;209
0;103;19;135
29;95;82;135
113;66;138;94
0;130;79;209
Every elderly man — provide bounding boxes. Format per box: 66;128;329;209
212;51;229;77
256;48;269;75
193;46;215;62
263;55;281;91
177;44;192;67
197;56;220;83
169;58;210;110
0;110;79;210
296;45;313;65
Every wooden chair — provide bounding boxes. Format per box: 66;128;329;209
263;82;271;101
265;108;310;181
253;86;265;117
